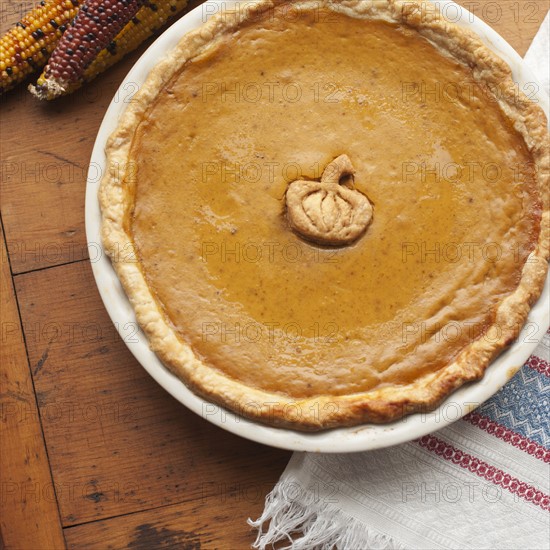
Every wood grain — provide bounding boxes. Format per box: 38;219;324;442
64;489;268;549
454;0;548;56
14;260;289;529
0;225;65;550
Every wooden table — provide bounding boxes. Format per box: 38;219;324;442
1;1;547;547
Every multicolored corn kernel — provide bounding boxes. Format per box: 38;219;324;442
0;0;80;93
31;0;143;97
31;0;188;99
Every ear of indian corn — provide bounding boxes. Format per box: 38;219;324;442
29;0;188;100
31;0;189;99
0;0;80;93
30;0;143;98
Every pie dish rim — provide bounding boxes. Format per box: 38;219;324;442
90;0;549;444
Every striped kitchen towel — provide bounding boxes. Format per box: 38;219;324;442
249;331;549;549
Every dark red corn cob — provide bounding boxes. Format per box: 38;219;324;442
33;0;142;96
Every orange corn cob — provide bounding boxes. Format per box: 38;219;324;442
31;0;189;99
0;0;80;93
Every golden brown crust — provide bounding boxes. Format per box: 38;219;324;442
100;0;549;430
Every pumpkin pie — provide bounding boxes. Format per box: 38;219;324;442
100;0;549;430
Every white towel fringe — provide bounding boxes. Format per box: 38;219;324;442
248;481;407;550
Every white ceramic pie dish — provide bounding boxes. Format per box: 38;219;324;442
86;0;550;452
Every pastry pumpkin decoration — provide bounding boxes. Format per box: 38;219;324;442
286;154;373;246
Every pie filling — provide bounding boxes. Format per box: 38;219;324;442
128;7;540;399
